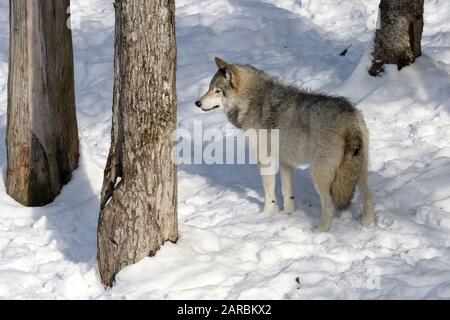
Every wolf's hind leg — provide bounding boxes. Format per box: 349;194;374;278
311;167;335;233
260;173;279;214
280;163;295;215
358;166;374;226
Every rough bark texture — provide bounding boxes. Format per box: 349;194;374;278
369;0;424;76
97;0;178;287
7;0;79;206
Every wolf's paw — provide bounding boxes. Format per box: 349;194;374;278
312;225;330;233
264;201;279;214
312;221;332;233
283;198;295;215
359;214;375;227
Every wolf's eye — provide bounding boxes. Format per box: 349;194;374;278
215;89;222;94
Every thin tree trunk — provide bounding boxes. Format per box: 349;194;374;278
7;0;79;206
97;0;178;287
369;0;424;76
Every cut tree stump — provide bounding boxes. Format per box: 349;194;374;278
7;0;79;206
369;0;424;76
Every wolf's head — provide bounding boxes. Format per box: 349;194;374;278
195;57;241;112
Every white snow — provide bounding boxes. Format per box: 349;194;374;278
1;0;450;299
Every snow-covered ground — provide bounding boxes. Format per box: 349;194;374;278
0;0;450;299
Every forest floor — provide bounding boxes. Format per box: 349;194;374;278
0;0;450;299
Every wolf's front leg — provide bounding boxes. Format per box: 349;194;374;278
261;173;279;214
280;163;295;215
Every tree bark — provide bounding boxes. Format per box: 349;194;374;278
97;0;178;287
369;0;424;76
7;0;79;206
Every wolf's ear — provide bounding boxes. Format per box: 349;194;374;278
215;57;229;70
226;66;239;89
215;57;239;88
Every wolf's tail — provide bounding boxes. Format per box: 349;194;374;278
331;127;365;210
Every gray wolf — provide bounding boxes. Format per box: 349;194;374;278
195;57;374;232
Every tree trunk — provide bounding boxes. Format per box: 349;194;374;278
7;0;79;206
369;0;424;76
97;0;178;287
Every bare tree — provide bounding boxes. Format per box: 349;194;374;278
7;0;79;206
97;0;178;287
369;0;424;76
